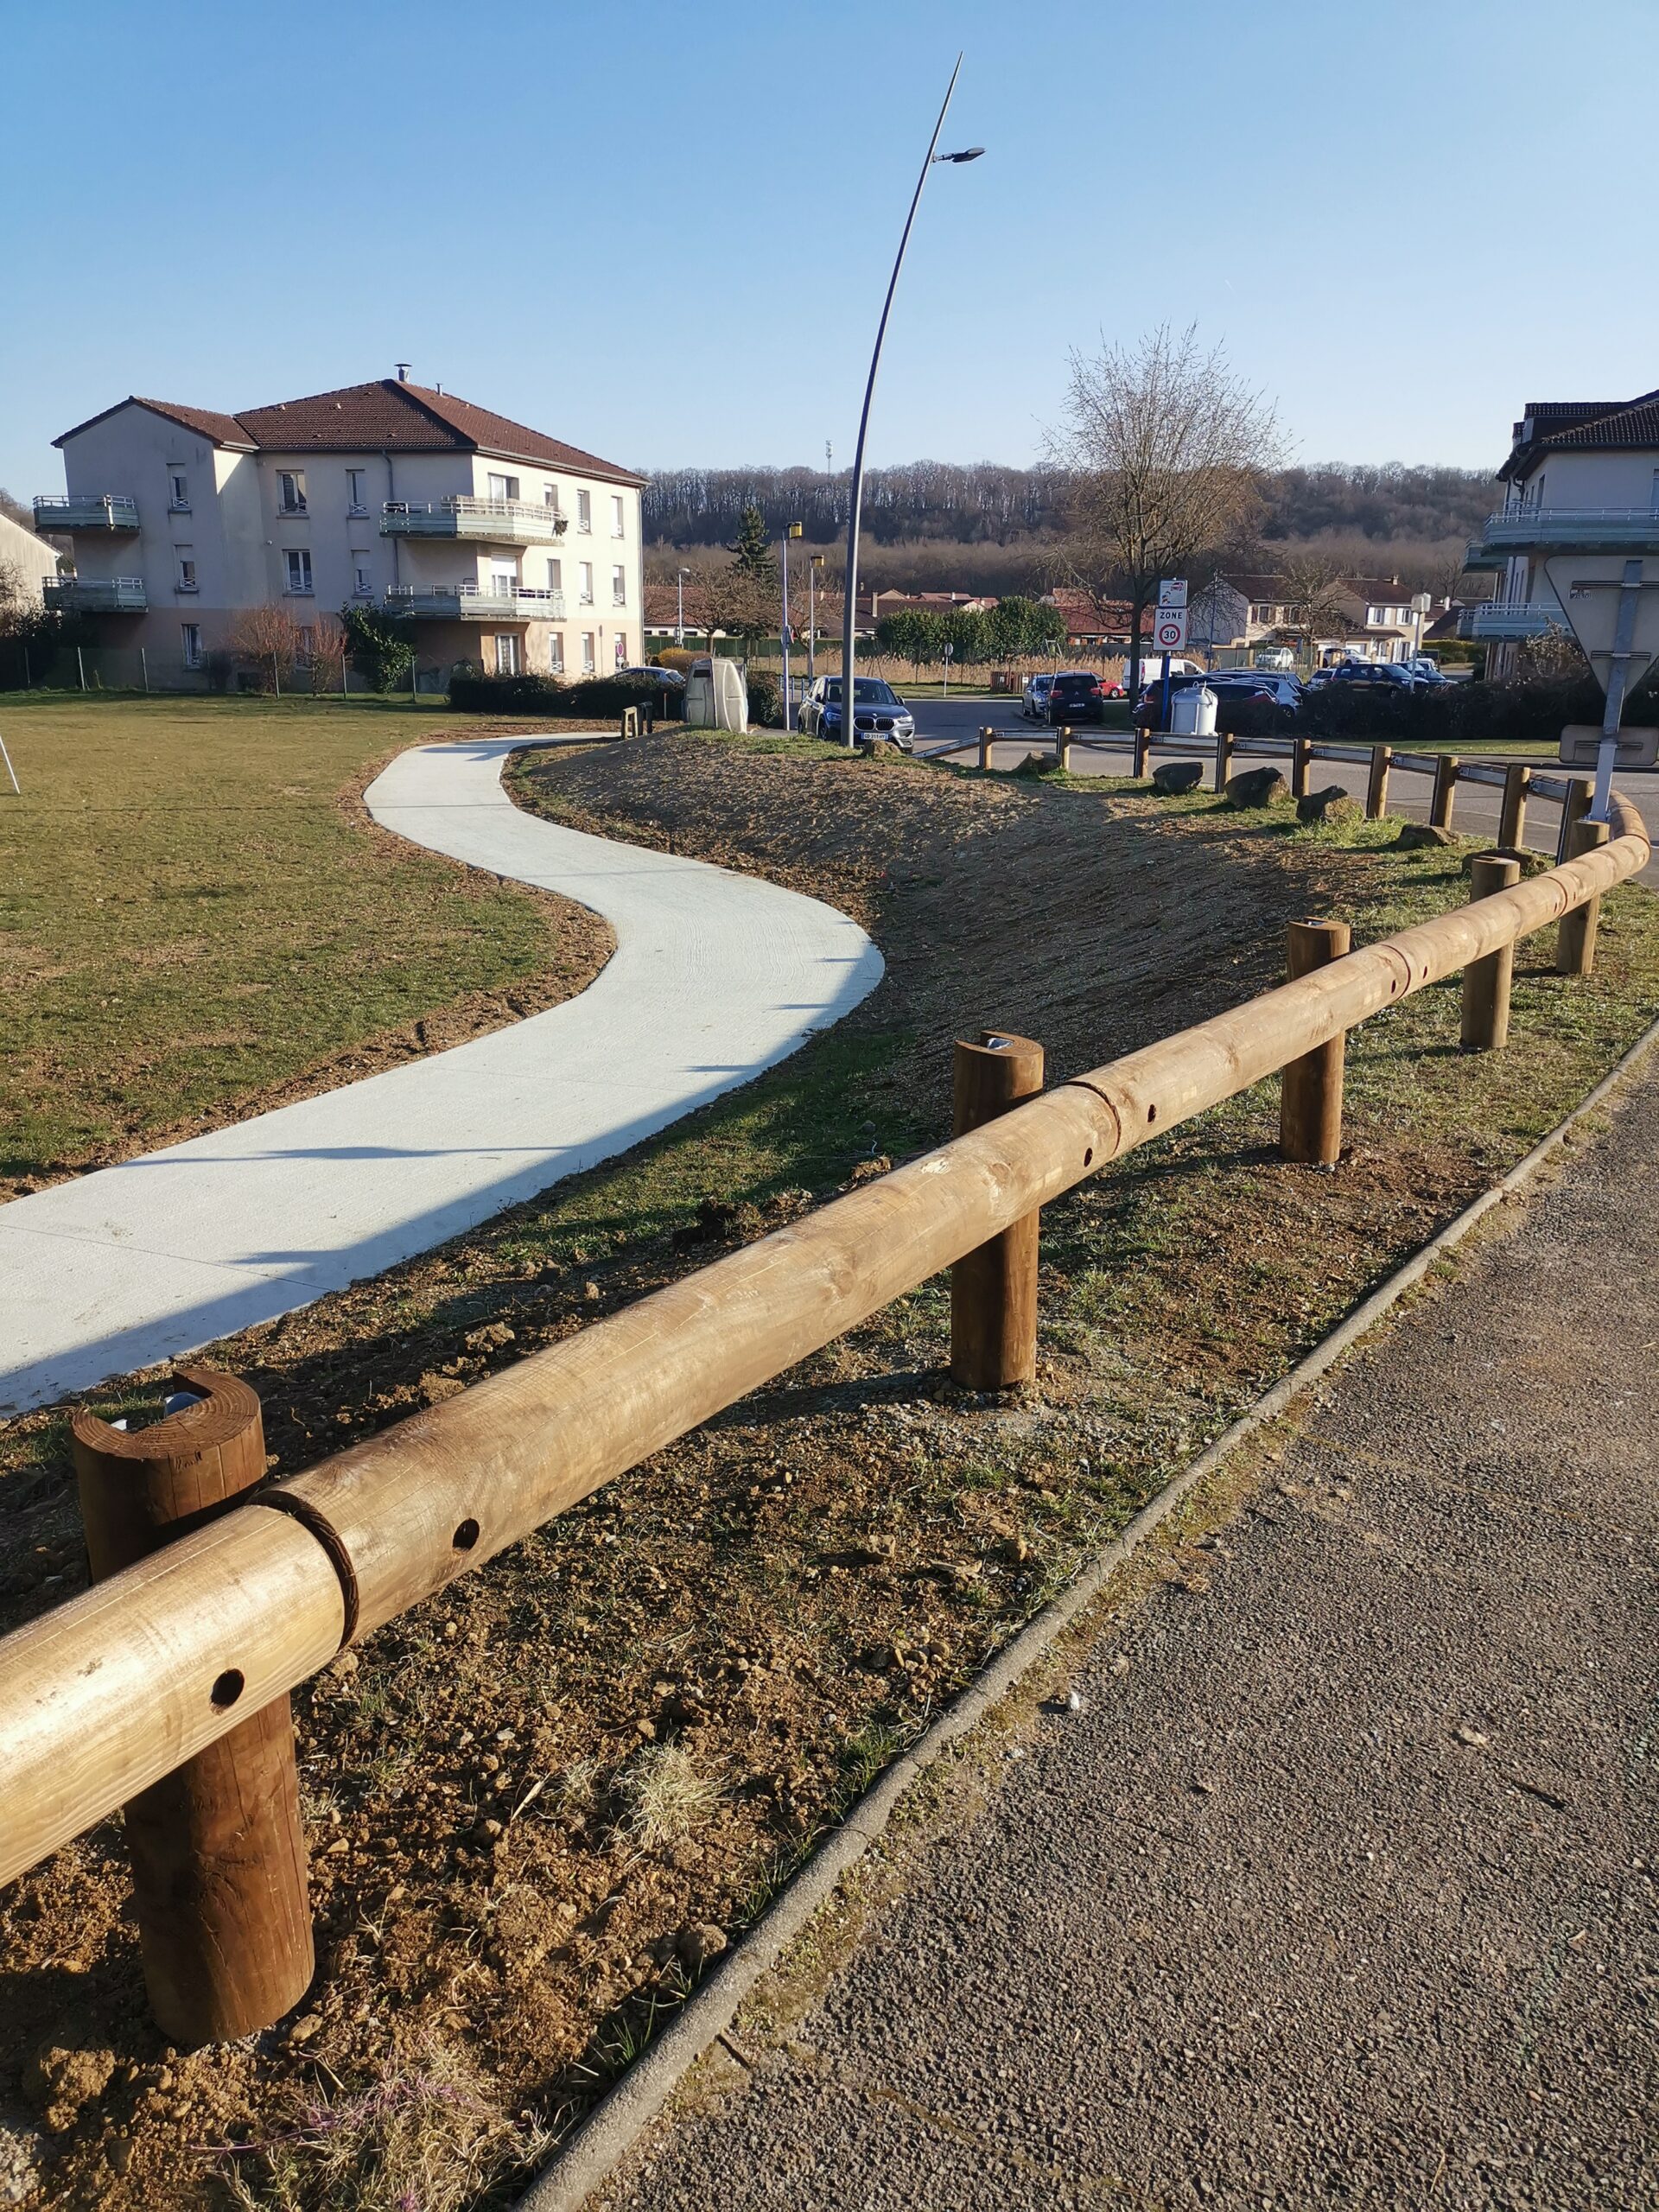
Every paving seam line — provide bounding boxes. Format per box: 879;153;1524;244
518;1001;1659;2212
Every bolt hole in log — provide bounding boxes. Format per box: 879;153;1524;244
1084;1147;1094;1167
452;1517;481;1551
1147;1105;1158;1124
209;1669;245;1711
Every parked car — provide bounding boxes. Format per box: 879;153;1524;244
1046;670;1110;726
1328;659;1416;689
1021;672;1058;721
620;664;688;689
798;675;915;748
1402;657;1452;686
1211;670;1302;710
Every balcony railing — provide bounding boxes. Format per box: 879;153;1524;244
1457;601;1564;640
386;583;567;621
1477;507;1659;555
44;575;148;613
1463;537;1505;570
380;498;570;546
33;494;140;533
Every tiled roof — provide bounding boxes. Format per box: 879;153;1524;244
1499;388;1659;480
1540;393;1659;452
56;379;642;486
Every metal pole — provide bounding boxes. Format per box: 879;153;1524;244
809;557;821;683
272;652;280;700
78;646;86;694
141;645;149;695
0;734;20;795
677;568;687;648
782;526;798;730
839;54;966;747
1590;556;1642;823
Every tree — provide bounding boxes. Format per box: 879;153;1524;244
227;605;307;690
1277;552;1349;667
1046;324;1281;702
984;595;1065;666
340;602;414;690
700;561;773;664
875;607;946;677
728;503;776;586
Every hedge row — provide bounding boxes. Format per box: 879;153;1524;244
448;672;684;717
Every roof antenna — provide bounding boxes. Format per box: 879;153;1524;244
395;363;410;383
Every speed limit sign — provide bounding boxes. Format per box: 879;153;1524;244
1154;610;1188;651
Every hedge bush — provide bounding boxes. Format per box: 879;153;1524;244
448;672;683;719
745;671;782;728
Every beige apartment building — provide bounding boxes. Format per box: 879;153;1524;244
35;372;645;684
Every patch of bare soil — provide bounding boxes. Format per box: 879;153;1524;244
0;734;1638;2209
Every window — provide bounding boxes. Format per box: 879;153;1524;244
581;630;595;673
611;494;625;537
576;489;592;533
168;470;189;511
494;632;522;677
548;632;564;674
352;551;373;598
283;547;314;594
487;473;521;503
579;562;594;605
612;564;626;607
277;470;307;514
181;621;203;669
547;557;563;591
346;468;366;513
175;548;197;592
544;484;562;510
489;559;518;600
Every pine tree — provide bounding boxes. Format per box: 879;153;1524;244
728;503;776;586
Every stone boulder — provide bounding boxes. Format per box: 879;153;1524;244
1297;784;1363;826
1152;759;1204;794
1395;821;1456;850
1224;766;1292;810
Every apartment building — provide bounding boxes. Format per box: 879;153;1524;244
1460;386;1659;676
35;372;645;683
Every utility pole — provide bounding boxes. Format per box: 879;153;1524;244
782;523;801;729
809;553;823;682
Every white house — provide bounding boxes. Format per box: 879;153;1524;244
35;372;645;685
1462;386;1659;676
1190;571;1430;665
0;509;64;605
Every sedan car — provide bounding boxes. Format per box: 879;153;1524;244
1328;659;1415;689
619;664;688;689
1022;672;1057;721
1046;671;1110;725
798;675;915;749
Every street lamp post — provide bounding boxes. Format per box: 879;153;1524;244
837;56;982;745
782;522;802;729
809;553;823;682
677;566;690;648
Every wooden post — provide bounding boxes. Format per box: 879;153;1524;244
1365;743;1393;819
1557;817;1611;976
1214;728;1234;791
1056;726;1072;772
1133;726;1151;779
70;1370;314;2047
1279;920;1351;1165
1461;853;1523;1050
1498;761;1530;852
950;1033;1044;1390
1430;752;1459;832
1556;772;1590;863
1290;734;1311;799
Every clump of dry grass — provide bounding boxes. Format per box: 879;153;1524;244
216;2037;546;2212
612;1742;722;1847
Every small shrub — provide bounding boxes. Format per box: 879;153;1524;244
612;1742;721;1847
745;671;781;728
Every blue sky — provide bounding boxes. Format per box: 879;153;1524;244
3;0;1656;499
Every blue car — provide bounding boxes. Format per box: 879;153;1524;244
799;676;915;748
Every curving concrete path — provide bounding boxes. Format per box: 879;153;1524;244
0;740;882;1415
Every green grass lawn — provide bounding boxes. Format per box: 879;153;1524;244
0;693;594;1192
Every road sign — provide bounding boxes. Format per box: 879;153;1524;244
1158;578;1188;608
1154;610;1188;651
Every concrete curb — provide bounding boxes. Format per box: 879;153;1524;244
518;1006;1659;2212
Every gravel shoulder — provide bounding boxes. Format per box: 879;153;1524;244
602;1046;1659;2212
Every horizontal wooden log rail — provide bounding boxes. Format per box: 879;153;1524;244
0;794;1649;1898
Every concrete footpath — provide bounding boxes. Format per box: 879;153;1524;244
600;1052;1659;2210
0;741;881;1414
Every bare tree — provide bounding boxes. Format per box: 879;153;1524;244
227;605;305;690
1277;551;1349;668
1046;325;1282;701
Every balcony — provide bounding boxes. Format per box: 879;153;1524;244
1476;506;1659;556
44;575;148;614
1457;601;1563;640
386;582;567;621
380;498;569;546
33;494;140;533
1463;538;1504;571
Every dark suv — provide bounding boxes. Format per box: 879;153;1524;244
1046;671;1108;725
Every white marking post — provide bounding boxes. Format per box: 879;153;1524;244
0;734;18;796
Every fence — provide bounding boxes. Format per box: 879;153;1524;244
0;785;1649;2046
0;640;446;699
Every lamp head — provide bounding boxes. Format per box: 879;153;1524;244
934;146;984;164
787;523;803;539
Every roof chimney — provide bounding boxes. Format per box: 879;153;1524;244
395;363;410;383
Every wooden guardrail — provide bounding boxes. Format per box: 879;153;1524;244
0;791;1649;2041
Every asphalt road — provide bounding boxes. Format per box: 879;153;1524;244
904;696;1659;885
603;1024;1659;2212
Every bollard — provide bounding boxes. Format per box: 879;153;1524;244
1557;817;1611;976
1365;743;1393;819
1430;753;1459;832
1133;726;1151;779
70;1370;314;2046
1290;735;1311;799
1056;726;1072;772
1556;773;1590;864
1461;852;1523;1050
977;725;995;772
1498;761;1530;852
619;705;639;741
950;1032;1044;1389
1214;728;1234;791
1279;920;1352;1165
